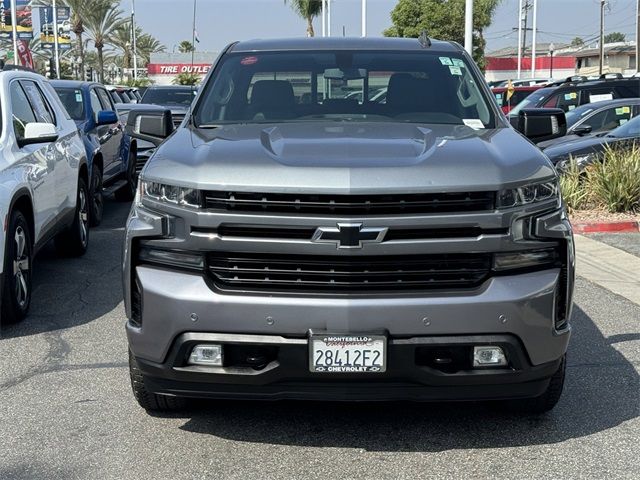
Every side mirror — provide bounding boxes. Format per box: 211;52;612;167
126;109;174;146
572;124;592;136
516;108;567;143
96;110;118;126
19;122;58;147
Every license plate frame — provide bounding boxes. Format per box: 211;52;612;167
309;334;387;373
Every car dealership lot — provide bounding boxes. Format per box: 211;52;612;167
0;202;638;480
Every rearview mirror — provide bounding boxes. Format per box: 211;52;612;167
324;68;367;81
516;108;567;143
126;109;174;146
19;122;58;147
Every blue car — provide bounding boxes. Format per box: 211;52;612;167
52;80;138;226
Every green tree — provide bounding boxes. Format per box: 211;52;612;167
604;32;626;44
285;0;322;37
384;0;501;69
178;40;195;53
136;33;166;66
60;0;93;77
109;20;135;70
84;0;127;83
571;37;584;47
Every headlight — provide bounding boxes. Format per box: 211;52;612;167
140;179;202;208
497;180;558;208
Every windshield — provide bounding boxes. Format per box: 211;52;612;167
509;88;554;116
194;50;495;127
141;88;195;106
609;115;640;138
54;87;84;120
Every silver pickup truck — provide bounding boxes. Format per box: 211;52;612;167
123;37;574;413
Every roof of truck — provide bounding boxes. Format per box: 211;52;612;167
229;36;461;53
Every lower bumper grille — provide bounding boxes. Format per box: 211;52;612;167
207;253;492;293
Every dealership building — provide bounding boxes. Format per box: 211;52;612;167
146;52;219;85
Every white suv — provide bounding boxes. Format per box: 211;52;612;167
0;69;90;324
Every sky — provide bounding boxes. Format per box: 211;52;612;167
119;0;638;55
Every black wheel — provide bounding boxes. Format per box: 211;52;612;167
89;166;104;227
129;350;187;412
506;355;566;414
1;210;32;324
55;177;90;257
114;148;137;202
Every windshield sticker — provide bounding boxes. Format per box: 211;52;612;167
439;56;453;66
463;119;484;129
75;91;82;102
449;66;462;76
615;106;630;115
452;58;465;67
620;119;628;125
589;93;613;102
568;105;576;110
564;92;577;100
240;56;258;66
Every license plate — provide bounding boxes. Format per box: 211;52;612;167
309;334;386;373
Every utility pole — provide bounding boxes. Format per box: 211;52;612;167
361;0;367;37
599;0;605;75
464;0;473;55
530;0;537;77
52;0;60;78
321;0;326;37
191;0;197;67
521;0;530;64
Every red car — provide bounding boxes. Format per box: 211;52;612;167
492;85;545;114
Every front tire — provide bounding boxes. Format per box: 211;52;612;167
129;350;187;412
1;210;32;324
89;166;104;227
114;149;137;202
56;177;90;257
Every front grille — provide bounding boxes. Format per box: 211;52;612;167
203;191;496;215
210;225;508;241
207;252;492;293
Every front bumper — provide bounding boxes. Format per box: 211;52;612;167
133;332;563;402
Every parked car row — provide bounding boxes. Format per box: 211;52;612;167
0;71;198;325
495;75;640;172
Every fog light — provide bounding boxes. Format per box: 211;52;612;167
473;346;507;367
189;344;223;366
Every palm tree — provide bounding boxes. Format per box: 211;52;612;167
285;0;322;37
84;0;127;82
109;21;135;70
178;40;194;53
59;0;92;78
136;33;166;66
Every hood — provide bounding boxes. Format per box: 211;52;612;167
143;122;556;193
542;133;614;163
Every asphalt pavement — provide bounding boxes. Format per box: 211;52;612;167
1;201;639;480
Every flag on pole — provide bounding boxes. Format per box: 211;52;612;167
194;30;200;43
506;79;515;101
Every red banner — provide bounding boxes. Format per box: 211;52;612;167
17;39;34;69
147;63;211;75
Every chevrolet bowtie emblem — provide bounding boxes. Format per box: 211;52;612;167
311;223;388;249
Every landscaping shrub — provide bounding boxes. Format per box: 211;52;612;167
585;145;640;213
559;158;590;212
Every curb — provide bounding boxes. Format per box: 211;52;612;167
572;221;640;234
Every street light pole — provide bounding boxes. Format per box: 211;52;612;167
132;0;138;81
10;0;18;65
52;0;60;78
464;0;473;55
321;0;326;37
361;0;367;37
636;0;639;73
531;0;537;77
517;0;523;79
549;43;555;78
